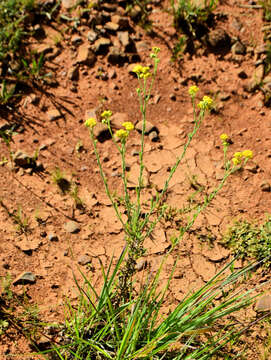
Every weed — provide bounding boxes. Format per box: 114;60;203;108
171;34;187;61
45;49;258;359
222;217;271;267
13;205;30;234
51;167;71;194
260;0;271;22
21;53;45;80
70;184;84;210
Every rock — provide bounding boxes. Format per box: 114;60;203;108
105;22;119;32
110;112;129;129
15;238;41;253
111;15;129;29
68;65;79;81
231;41;246;55
13;271;36;286
63;221;80;233
93;122;111;142
61;0;77;9
169;93;176;101
93;37;111;54
76;45;96;66
87;30;98;43
107;46;128;65
71;35;83;46
13;151;33;168
78;254;92;265
118;31;130;48
153;94;161;104
135;120;156;135
149;130;159;142
47;109;61;121
129;5;141;20
135;259;148;271
260;180;271;192
206;28;231;53
48;233;58;241
255;294;271;312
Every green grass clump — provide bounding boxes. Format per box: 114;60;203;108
223;217;271;267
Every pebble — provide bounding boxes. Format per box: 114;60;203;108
260;180;271;192
255;294;271;312
47;109;61;121
135;120;156;134
63;221;81;233
13;271;36;286
149;130;159;142
48;233;59;242
78;254;92;265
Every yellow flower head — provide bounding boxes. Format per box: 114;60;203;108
101;110;112;118
188;85;199;97
132;64;144;75
85;117;97;128
220;133;229;142
233;152;243;160
150;46;161;58
115;129;129;140
242;150;253;159
122;122;134;131
232;157;240;166
198;96;213;110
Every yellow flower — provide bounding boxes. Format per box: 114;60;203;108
101;110;112;118
122;122;134;131
242;150;253;159
188;85;199;97
232;157;240;166
115;129;129;140
233;152;243;160
132;64;144;75
198;96;213;110
220;133;229;142
85;117;97;128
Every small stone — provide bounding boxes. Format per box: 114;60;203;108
47;109;61;121
118;31;130;48
111;15;129;29
63;221;80;233
13;271;36;286
153;94;161;104
135;120;156;134
61;0;77;9
169;93;176;101
93;37;111;54
255;294;271;312
78;254;92;265
231;41;246;55
13;150;33;168
71;35;83;46
135;259;148;271
149;130;159;142
260;180;271;192
76;45;96;66
68;65;79;81
87;30;98;43
206;28;231;53
105;22;119;32
108;68;116;79
48;233;59;242
93;123;111;142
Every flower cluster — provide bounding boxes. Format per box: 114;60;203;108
101;110;112;118
115;121;134;141
85;117;97;128
232;150;253;166
150;46;161;59
132;65;152;79
220;133;229;146
188;85;199;97
198;96;213;110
